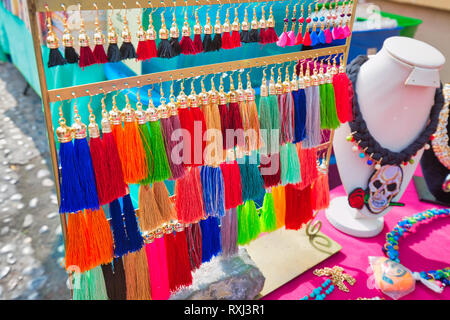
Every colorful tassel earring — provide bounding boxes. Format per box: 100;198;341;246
200;216;222;263
92;4;108;64
145;230;170;300
268;67;281;154
100;95;127;201
261;192;277;233
180;8;196;55
186;222;203;270
146;8;158;60
258;68;272;155
220;160;244;210
193;8;204;53
285;184;314;230
136;5;151;61
200;166;226;218
249;5;260;43
110;199;130;257
122;193;145;253
119;5;137;60
227;74;245;150
65;211;92;273
71;105;99;211
292;62;307;143
212;10;223;51
286;5;298;46
311;159;330;211
106;6;121;63
78;8;96;69
138;184;166;233
303;61;322;148
153;181;178;223
258;5;267;44
278;66;295;145
333;56;353;123
319;60;340;129
296;143;319;190
164;223;193;292
221;7;232;49
101;257;127;300
239;154;266;202
176;166;205;224
302;4;312;47
161;86;186;179
188;81;208;166
237;203;249;245
276;4;290;47
45;7;66;68
135;90;154;185
157;12;174;58
309;3;320;47
240;6;251;43
245;200;261;242
342;1;353;38
272;185;286;229
237;74;250;154
231;6;242;48
121;94;149;184
245;72;261;152
295;4;305;45
221;208;238;257
265;4;279;43
61;5;78;64
203;11;214;52
324;5;333;44
123;247;152;300
176;82;194;166
217;77;229;155
149;90;172;182
169;8;182;56
73;266;108;300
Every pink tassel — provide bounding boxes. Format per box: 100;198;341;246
265;27;279;43
276;32;289;47
259;28;267;44
145;239;170;300
286;31;296;46
294;30;303;46
342;25;351;38
331;27;339;41
324;29;333;44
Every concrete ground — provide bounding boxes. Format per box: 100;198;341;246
370;0;450;81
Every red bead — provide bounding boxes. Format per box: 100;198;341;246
430;135;435;140
299;17;305;23
327;15;332;20
306;17;311;23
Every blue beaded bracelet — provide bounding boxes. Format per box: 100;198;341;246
300;279;335;300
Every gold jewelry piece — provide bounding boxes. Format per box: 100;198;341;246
313;266;356;293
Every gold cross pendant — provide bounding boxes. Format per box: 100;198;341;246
313;266;356;292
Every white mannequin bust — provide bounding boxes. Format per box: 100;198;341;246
326;37;445;237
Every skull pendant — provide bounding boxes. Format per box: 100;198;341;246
366;165;403;214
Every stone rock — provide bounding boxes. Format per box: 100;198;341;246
0;243;15;254
37;169;50;179
0;266;11;280
6;253;16;265
23;214;33;228
28;275;47;291
22;246;34;255
47;212;58;219
42;178;54;187
7;278;18;291
0;285;3;298
28;197;38;208
39;225;49;234
1;226;9;235
25;164;35;171
10;193;22;201
170;248;265;300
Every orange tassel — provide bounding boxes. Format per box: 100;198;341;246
85;208;114;266
153;182;178;223
122;121;148;184
272;185;286;229
112;123;125;164
311;172;330;211
123;247;152;300
65;212;92;273
138;184;166;232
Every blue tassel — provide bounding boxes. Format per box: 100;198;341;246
122;194;144;253
213;167;226;218
318;29;326;44
73;138;99;211
200;216;222;263
59;141;84;213
238;155;266;202
200;166;213;215
109;200;129;257
200;166;226;218
310;31;319;47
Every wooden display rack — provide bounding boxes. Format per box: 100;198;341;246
26;0;358;298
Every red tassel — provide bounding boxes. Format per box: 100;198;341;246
259;28;267;44
193;34;203;53
178;107;195;166
165;228;193;293
93;45;109;64
79;46;96;68
333;72;354;123
259;153;281;188
285;184;313;230
136;40;150;61
180;36;196;55
147;39;157;59
295;144;318;190
190;107;207;166
175;167;205;224
302;29;312;46
265;27;279;43
231;30;241;48
311;172;330;211
222;31;232;49
218;103;229;153
227;102;244;149
295;30;304;45
89;136;110;206
220;161;244;210
102;132;127;201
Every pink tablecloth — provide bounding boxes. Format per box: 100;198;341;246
264;169;449;300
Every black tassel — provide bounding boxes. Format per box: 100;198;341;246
203;34;213;52
157;39;174;58
64;46;79;64
169;37;181;56
240;30;251;43
48;48;67;68
119;42;137;60
211;34;222;51
249;29;259;43
107;43;122;62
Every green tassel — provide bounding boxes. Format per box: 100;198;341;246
138;123;155;185
320;83;340;129
280;143;301;185
237;203;250;245
261;192;277;233
246;200;261;241
73;266;108;300
149;120;172;182
259;96;273;155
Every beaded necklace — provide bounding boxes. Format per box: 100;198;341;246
431;84;450;171
382;208;450;292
